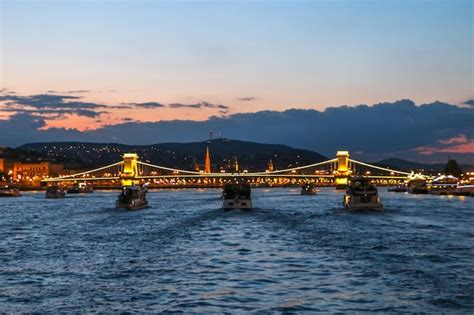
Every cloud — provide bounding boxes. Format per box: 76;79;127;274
0;88;15;94
65;90;90;94
0;113;83;146
236;97;256;101
47;90;90;94
169;101;228;110
463;99;474;106
108;104;133;109
89;99;474;162
0;108;105;119
168;101;229;114
0;91;231;124
0;93;106;110
1;98;473;163
438;134;468;145
0;92;108;119
125;102;165;109
414;141;474;155
413;134;474;155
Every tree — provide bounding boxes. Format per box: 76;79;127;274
444;159;463;177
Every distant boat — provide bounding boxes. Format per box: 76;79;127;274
300;183;317;195
343;177;383;211
408;179;429;194
455;184;474;196
67;183;94;194
388;185;407;193
0;186;22;197
46;186;66;199
429;175;458;195
222;183;252;210
116;185;148;210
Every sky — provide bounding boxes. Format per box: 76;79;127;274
0;0;473;163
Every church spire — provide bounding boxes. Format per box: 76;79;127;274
204;145;211;173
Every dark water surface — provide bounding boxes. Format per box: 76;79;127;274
1;188;473;313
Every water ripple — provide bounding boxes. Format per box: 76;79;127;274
0;188;473;312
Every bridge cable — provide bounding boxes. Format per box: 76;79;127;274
46;161;124;180
348;159;411;176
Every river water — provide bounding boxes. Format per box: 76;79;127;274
1;188;473;313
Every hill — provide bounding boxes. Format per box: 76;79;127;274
18;139;327;171
0;147;49;163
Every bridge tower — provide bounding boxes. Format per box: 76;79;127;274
121;153;139;186
335;151;350;189
234;156;239;173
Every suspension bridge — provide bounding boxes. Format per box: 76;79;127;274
41;151;431;188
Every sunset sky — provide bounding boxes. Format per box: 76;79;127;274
0;0;473;162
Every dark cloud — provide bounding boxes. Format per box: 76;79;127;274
168;101;229;114
0;93;106;110
80;99;474;163
0;108;105;119
1;99;472;163
169;101;228;110
122;117;134;121
0;113;83;146
74;109;107;118
0;94;77;106
0;92;108;119
169;103;201;109
108;104;133;109
464;99;474;106
125;102;165;109
236;97;256;101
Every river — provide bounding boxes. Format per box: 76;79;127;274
1;188;473;313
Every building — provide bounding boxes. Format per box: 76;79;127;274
267;159;274;172
0;158;14;175
13;162;63;180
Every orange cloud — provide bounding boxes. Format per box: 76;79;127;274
438;134;468;144
415;138;474;155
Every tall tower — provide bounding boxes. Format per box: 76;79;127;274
204;146;211;173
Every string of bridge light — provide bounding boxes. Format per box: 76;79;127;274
249;158;339;175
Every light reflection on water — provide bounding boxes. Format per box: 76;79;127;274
0;188;473;312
